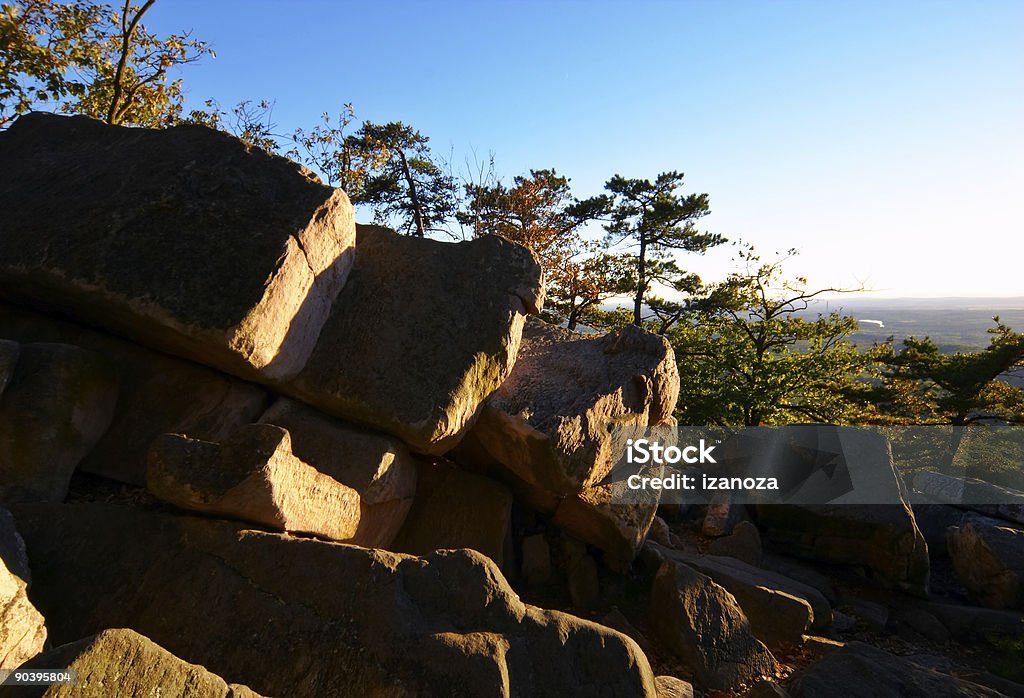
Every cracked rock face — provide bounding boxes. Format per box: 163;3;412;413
288;224;544;455
0;113;355;383
11;503;656;698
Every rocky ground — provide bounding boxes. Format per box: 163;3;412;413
0;113;1022;697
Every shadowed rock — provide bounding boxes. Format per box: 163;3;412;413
947;513;1024;610
789;642;1007;697
648;557;779;691
391;461;513;567
0;302;271;486
0;113;355;383
0;342;117;504
10;503;657;698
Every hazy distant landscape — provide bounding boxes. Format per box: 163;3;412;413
801;297;1024;352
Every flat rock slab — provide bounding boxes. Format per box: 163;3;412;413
470;318;680;495
10;628;263;697
391;461;513;567
288;224;544;455
0;341;117;504
789;642;1008;698
0;113;355;383
148;424;362;543
0;556;46;670
947;513;1024;610
10;503;657;698
258;398;416;548
648;557;778;691
0;302;271;486
914;470;1024;526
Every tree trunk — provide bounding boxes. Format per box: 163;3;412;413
106;0;156;125
397;150;425;237
633;236;647;326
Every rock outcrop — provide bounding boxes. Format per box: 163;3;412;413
947;513;1024;610
0;342;117;503
0;302;271;486
287;224;543;454
258;397;417;548
0;113;355;383
148;424;362;542
10;628;263;697
470;318;679;495
11;503;657;698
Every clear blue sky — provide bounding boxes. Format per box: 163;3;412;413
147;0;1023;298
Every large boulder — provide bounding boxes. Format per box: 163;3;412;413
650;544;831;649
789;642;1008;698
287;224;543;455
391;461;513;567
9;628;263;697
258;398;416;548
148;424;362;543
0;342;117;504
470;318;679;496
0;556;46;670
11;503;657;698
0;113;355;383
0;302;271;486
745;426;930;595
947;513;1024;610
914;470;1024;526
648;558;778;691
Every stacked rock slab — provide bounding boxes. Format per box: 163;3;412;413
913;470;1024;526
287;224;544;454
10;629;264;698
148;424;362;543
0;302;271;486
0;341;117;504
0;113;355;384
469;318;680;570
11;504;657;698
258;398;416;548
